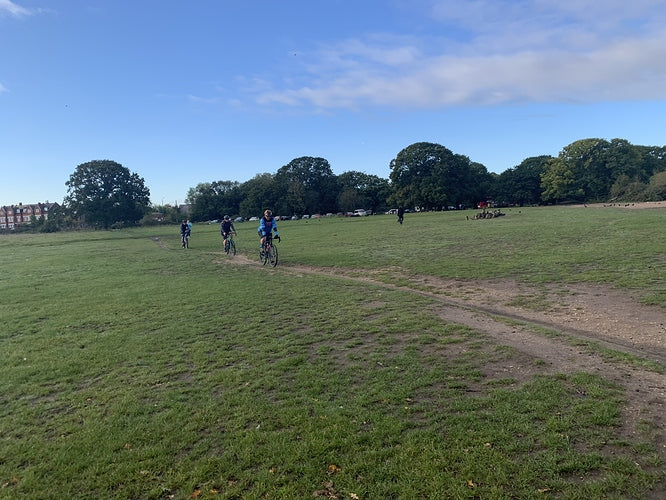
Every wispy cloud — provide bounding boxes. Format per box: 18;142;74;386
255;0;666;110
0;0;37;17
187;94;221;105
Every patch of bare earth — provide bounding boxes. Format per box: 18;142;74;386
401;276;666;451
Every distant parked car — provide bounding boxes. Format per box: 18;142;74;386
234;217;244;223
291;215;299;220
302;214;310;219
249;216;259;221
353;209;369;216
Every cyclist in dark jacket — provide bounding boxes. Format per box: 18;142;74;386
220;215;236;246
180;220;190;247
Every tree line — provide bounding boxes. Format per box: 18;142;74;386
185;138;666;221
31;138;666;231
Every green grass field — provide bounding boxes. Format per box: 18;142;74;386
1;206;665;498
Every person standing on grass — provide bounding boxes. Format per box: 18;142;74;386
397;206;404;224
258;209;278;250
220;215;236;247
180;220;190;247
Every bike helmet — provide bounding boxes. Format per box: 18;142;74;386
223;215;230;220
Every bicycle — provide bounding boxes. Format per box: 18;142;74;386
224;232;237;255
260;233;279;267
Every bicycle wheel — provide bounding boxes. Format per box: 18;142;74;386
260;245;268;265
230;239;236;255
224;239;230;254
268;245;278;267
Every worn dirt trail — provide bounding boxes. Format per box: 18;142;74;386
217;251;666;459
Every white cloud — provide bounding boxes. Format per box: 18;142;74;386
187;94;220;105
0;0;35;17
255;0;666;109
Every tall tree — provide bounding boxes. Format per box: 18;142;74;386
186;180;241;221
389;142;491;210
337;171;390;213
635;145;666;179
540;138;663;203
275;157;338;214
647;171;666;200
64;160;150;228
239;173;278;217
494;156;551;206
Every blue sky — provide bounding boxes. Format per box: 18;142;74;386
2;0;666;206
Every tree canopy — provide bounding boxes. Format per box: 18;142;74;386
56;137;666;231
337;171;390;213
64;160;150;228
389;142;492;210
540;139;666;203
275;156;338;215
493;156;552;206
186;180;242;222
179;138;666;223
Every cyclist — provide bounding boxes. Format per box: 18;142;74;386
258;209;278;251
180;219;190;247
220;215;236;248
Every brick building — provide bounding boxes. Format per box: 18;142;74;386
0;203;57;230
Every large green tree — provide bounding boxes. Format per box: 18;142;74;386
389;142;491;210
494;156;552;206
186;180;242;221
239;173;279;217
275;157;338;214
64;160;150;228
647;171;666;200
337;171;390;213
540;138;665;204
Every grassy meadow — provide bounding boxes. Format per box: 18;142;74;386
1;206;665;498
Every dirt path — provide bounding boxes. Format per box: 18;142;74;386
218;252;666;458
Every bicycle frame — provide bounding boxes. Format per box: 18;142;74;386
261;233;278;267
224;232;236;254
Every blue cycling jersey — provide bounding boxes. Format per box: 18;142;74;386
258;216;277;236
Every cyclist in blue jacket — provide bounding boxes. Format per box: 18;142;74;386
258;209;278;250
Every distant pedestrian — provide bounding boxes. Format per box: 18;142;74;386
180;220;190;247
397;207;404;224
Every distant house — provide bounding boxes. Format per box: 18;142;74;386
0;202;58;230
